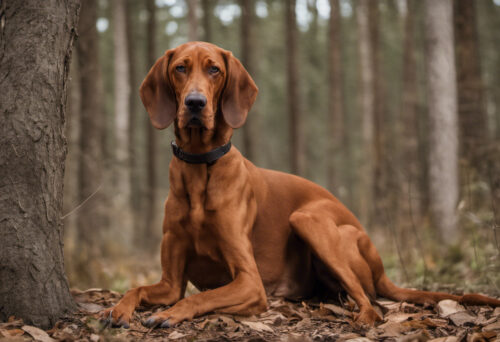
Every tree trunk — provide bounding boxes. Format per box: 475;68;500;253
75;0;108;286
240;0;257;162
424;0;459;242
356;0;375;225
113;0;133;246
327;0;344;193
285;0;304;175
187;0;198;41
202;0;214;42
126;0;140;234
398;0;422;230
143;0;160;252
454;0;488;171
0;0;79;328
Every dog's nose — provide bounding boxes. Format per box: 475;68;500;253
185;92;207;113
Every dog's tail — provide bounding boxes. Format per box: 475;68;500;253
375;273;500;306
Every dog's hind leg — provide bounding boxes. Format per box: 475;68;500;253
289;203;382;326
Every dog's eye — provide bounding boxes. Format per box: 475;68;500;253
175;65;186;73
208;66;220;74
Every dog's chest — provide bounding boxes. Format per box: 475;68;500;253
172;168;224;259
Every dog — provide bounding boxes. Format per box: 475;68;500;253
99;41;500;329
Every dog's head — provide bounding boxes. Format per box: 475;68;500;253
140;42;258;133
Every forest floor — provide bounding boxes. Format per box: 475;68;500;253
0;288;499;342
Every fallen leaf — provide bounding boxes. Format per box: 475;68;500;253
427;337;458;342
448;311;476;326
89;333;100;342
168;331;186;339
437;300;466;317
345;338;373;342
78;302;104;313
322;303;353;318
22;325;55;342
468;331;497;342
240;320;274;333
384;312;421;323
396;330;431;342
483;319;500;331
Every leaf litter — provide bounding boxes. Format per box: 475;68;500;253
0;289;499;341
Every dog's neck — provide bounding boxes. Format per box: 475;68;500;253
173;115;232;154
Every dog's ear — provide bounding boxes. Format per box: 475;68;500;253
140;49;176;129
221;51;258;128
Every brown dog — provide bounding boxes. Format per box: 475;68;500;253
100;42;500;329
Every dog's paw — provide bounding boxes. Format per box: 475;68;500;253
98;306;131;329
353;307;382;328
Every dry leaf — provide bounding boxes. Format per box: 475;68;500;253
168;331;186;339
22;325;55;342
483;319;500;331
396;330;431;342
240;320;274;333
448;311;477;326
322;303;353;318
89;333;100;342
437;300;466;317
428;337;458;342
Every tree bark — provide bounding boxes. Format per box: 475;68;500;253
187;0;198;41
143;0;160;252
113;0;133;246
75;0;108;286
454;0;488;171
202;0;214;42
356;0;375;225
327;0;344;193
398;0;422;228
285;0;304;175
0;0;79;328
240;0;257;162
424;0;459;242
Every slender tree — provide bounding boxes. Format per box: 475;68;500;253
454;0;488;171
424;0;459;242
285;0;305;175
187;0;199;41
356;0;375;225
327;0;345;192
143;0;160;251
75;0;108;286
202;0;214;42
126;0;141;231
398;0;422;228
113;0;133;245
0;0;79;328
240;0;257;161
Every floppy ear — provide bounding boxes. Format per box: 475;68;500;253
221;51;258;128
139;50;176;129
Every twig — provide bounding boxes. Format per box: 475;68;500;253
61;183;102;219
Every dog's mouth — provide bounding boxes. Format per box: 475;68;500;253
187;116;203;128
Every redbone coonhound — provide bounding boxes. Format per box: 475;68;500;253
100;42;500;329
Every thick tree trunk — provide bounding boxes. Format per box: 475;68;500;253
143;0;160;252
0;0;79;328
187;0;198;41
113;0;133;245
327;0;344;193
240;0;257;162
356;0;375;225
285;0;304;176
454;0;488;171
75;0;108;286
424;0;459;242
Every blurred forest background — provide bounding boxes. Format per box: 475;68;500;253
63;0;500;295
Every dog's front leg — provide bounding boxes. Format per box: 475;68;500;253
143;232;267;328
99;230;188;328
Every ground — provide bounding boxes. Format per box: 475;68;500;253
0;289;499;341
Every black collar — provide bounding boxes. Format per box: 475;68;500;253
171;141;232;165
